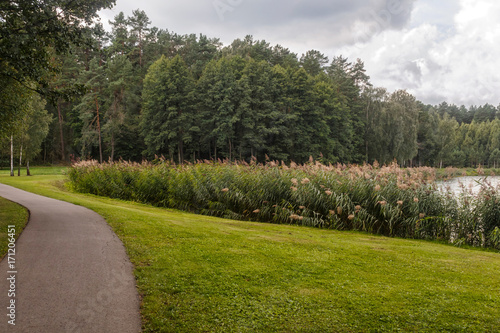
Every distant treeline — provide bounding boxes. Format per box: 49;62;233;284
2;9;499;168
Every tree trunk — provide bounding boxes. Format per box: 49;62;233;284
95;95;103;163
365;99;371;163
57;100;65;161
139;41;143;68
110;133;115;162
178;139;183;164
27;160;31;176
18;143;22;177
10;135;14;177
178;123;184;164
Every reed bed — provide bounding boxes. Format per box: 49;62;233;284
68;159;500;249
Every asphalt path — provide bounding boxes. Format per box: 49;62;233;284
0;183;141;332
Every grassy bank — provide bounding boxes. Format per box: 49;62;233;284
68;160;500;249
435;166;499;180
0;196;29;259
0;165;68;176
1;168;500;332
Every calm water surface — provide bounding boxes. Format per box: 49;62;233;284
436;176;500;195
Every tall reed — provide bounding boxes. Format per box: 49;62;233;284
68;159;500;249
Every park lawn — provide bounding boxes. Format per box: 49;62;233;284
0;196;29;259
0;168;500;332
0;165;68;176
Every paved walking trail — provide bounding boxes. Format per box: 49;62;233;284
0;183;141;332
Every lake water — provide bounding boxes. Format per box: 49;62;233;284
436;176;500;196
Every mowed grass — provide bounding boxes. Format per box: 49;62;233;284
0;196;29;259
1;168;500;332
0;165;68;176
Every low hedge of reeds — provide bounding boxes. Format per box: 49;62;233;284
68;159;500;249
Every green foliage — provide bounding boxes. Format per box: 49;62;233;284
141;55;196;162
3;171;500;332
365;89;419;164
69;160;499;249
19;94;53;163
300;50;328;76
0;0;115;104
0;78;32;135
6;4;500;168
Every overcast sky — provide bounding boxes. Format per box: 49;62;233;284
99;0;500;107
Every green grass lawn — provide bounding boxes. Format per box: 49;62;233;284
0;165;68;176
0;196;28;259
1;168;500;332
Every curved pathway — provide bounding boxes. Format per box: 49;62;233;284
0;183;141;332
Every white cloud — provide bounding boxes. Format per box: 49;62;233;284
339;0;500;106
98;0;500;106
98;0;416;52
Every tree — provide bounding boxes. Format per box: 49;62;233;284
435;113;459;168
74;59;106;162
103;55;133;161
474;104;497;123
311;77;349;163
235;59;272;159
0;80;32;175
365;90;419;164
196;57;242;160
141;55;196;162
128;9;151;68
0;79;31;135
363;86;387;163
490;149;500;169
108;12;130;56
0;0;115;104
51;49;86;162
179;34;222;79
269;45;299;69
2;91;52;175
20;94;53;175
488;119;500;167
386;90;419;164
282;67;333;162
416;106;439;167
328;56;371;163
264;64;295;161
300;50;329;77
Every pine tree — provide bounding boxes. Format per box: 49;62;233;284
141;55;196;162
328;56;371;163
103;55;133;161
197;57;241;160
300;50;329;76
128;9;151;69
108;12;130;56
74;59;106;162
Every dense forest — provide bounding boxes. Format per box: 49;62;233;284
1;7;500;168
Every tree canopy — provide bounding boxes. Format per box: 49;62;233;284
0;0;115;100
2;6;500;168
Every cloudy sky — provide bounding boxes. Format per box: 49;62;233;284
99;0;500;106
